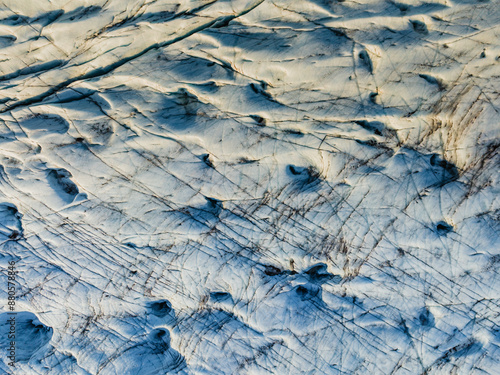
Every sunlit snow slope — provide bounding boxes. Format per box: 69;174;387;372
0;0;499;374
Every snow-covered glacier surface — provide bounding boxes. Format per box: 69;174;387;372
0;0;499;373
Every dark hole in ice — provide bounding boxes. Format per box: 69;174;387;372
148;300;172;317
32;10;64;27
396;3;410;12
239;157;258;164
0;312;53;362
306;265;324;276
147;328;171;353
250;115;266;126
305;263;331;281
249;83;272;99
264;265;283;276
154;329;167;339
354;120;384;136
0;203;23;238
284;129;304;136
369;92;378;104
47;169;79;197
294;284;320;301
20;114;69;134
250;83;260;94
201;153;214;168
436;221;453;234
205;197;222;215
209;291;232;302
358;50;373;73
172;88;198;107
287;165;319;184
418;308;435;327
410;20;428;34
8;230;20;239
296;285;308;297
63;6;102;22
355;139;377;147
430;154;459;182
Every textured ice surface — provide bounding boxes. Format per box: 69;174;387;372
0;0;499;374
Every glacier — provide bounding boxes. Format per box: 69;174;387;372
0;0;499;374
